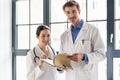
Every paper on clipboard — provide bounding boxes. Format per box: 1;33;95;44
41;59;54;66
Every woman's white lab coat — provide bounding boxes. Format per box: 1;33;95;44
26;45;56;80
59;21;106;80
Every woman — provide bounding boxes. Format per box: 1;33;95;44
26;25;56;80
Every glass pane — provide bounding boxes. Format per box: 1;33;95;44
113;58;120;80
98;59;107;80
89;21;107;51
115;21;120;50
76;0;86;20
18;26;29;49
51;23;68;51
115;0;120;19
31;0;43;23
16;0;29;24
87;0;107;20
51;0;67;22
30;25;39;49
16;56;27;80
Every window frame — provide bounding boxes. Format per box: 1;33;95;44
12;0;120;80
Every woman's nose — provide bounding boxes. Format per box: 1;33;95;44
44;36;50;41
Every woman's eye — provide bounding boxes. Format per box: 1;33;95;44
47;35;50;37
41;35;45;38
41;34;50;38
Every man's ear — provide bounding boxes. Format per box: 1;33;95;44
78;9;81;14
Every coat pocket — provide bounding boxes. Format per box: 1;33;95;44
80;39;91;52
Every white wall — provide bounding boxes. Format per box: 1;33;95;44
0;0;12;80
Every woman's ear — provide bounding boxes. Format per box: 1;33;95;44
36;35;39;39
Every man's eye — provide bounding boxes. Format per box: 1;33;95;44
72;10;76;14
67;12;70;14
66;11;70;14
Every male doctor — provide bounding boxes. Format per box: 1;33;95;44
59;1;106;80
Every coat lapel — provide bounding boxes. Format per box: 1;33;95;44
75;22;88;44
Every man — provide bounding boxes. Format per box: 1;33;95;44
59;1;106;80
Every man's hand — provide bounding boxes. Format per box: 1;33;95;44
69;53;84;62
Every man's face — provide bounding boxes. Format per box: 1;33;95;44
64;6;80;25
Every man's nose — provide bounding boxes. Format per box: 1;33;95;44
69;13;74;17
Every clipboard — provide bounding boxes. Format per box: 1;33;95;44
41;53;73;70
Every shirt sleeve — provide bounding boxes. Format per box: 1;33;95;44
83;53;89;64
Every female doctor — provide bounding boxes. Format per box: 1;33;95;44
59;1;106;80
26;25;56;80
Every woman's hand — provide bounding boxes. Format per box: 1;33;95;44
38;54;48;68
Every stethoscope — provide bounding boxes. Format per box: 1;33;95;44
33;45;56;63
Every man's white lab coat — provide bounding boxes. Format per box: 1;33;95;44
59;21;106;80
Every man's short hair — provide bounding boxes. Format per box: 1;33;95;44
63;0;80;11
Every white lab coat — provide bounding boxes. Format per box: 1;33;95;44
26;45;57;80
59;21;106;80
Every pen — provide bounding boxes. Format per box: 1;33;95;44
82;39;84;45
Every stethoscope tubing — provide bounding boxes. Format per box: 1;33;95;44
33;45;55;63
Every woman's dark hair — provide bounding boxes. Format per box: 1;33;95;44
63;0;80;11
36;25;50;36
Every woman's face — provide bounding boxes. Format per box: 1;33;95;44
37;29;50;46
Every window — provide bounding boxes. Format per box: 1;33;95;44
13;0;43;80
